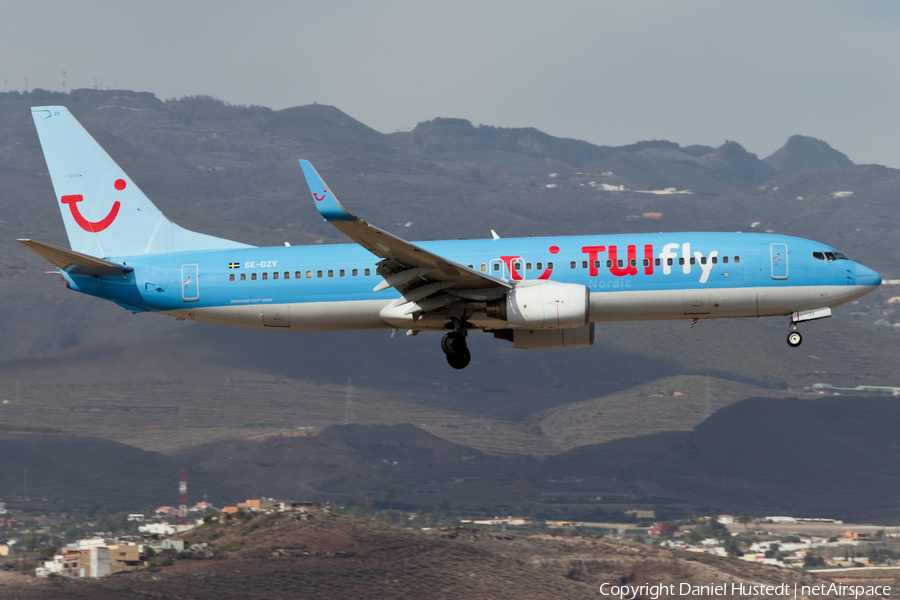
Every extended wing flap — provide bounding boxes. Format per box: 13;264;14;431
18;239;132;276
299;160;509;293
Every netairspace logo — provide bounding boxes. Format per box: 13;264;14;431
598;582;891;599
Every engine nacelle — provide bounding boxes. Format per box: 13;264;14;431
493;323;595;349
487;281;590;329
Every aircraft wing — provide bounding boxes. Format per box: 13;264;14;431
299;160;509;308
18;239;132;276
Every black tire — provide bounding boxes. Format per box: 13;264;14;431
447;348;471;369
441;332;466;355
787;331;802;347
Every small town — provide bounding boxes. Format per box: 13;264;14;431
0;497;329;579
3;494;899;581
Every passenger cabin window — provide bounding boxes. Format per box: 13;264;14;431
734;256;741;264
514;261;522;271
306;270;312;278
240;273;246;281
536;262;543;270
284;271;290;279
364;268;371;276
618;259;624;267
570;261;577;269
251;273;257;281
630;259;636;267
273;272;279;280
667;258;673;266
606;259;612;268
711;257;717;264
581;261;587;269
689;257;696;265
700;257;707;265
328;270;334;277
339;269;345;277
723;256;729;264
262;272;268;280
655;258;661;266
493;263;500;272
352;268;358;276
316;270;323;278
526;262;533;271
480;264;487;272
548;261;554;270
643;259;650;267
678;258;684;265
229;274;235;282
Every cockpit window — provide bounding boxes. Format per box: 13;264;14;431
813;251;848;262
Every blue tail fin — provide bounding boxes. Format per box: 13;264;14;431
30;106;252;258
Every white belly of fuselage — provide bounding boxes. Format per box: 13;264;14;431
163;284;867;331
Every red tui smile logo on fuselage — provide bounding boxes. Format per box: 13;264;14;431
60;179;125;232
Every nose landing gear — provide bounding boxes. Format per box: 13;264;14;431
787;322;802;347
442;320;471;369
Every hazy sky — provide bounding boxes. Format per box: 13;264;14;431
3;1;899;166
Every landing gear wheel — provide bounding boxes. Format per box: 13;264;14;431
447;347;471;369
787;331;802;347
441;332;466;355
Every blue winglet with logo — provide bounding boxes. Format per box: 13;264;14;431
297;159;509;291
299;160;355;222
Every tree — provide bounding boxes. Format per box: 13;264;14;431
737;513;754;530
804;554;825;567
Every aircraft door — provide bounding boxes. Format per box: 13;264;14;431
510;258;524;281
770;243;788;280
489;259;508;280
181;264;199;302
489;257;525;281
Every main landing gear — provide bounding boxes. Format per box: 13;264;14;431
787;322;802;347
442;320;471;369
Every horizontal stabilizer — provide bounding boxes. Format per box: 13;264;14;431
17;239;132;276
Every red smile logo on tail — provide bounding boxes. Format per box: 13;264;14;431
60;179;125;232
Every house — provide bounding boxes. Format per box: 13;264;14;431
238;499;280;512
717;515;734;524
107;544;145;573
36;542;145;579
139;522;193;536
649;523;680;538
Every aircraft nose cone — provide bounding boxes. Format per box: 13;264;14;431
855;263;881;287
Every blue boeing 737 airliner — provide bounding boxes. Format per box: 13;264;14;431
20;107;882;368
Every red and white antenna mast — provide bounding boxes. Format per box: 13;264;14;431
178;470;188;526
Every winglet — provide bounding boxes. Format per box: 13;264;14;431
299;160;355;222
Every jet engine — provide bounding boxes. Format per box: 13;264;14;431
486;281;590;329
